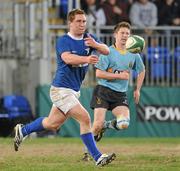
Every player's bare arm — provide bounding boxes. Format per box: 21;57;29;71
134;69;145;104
96;69;129;80
61;52;99;65
84;36;109;55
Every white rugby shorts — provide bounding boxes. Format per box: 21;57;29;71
50;86;80;114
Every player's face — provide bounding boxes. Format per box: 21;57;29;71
115;27;130;46
69;14;87;36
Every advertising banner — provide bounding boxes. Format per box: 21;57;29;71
36;86;180;137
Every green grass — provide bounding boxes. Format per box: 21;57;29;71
0;138;180;171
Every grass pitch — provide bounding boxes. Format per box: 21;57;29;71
0;137;180;171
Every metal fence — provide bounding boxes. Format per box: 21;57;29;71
48;25;180;87
0;0;179;88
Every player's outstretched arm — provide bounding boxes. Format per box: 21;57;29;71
84;36;109;55
96;69;130;80
61;52;99;65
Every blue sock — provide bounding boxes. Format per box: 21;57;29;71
81;132;102;161
21;117;45;137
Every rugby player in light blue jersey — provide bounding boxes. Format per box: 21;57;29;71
13;9;116;166
83;22;145;160
92;21;145;140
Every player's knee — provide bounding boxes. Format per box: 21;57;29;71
116;118;130;130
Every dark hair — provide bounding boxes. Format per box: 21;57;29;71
113;22;131;33
67;9;85;22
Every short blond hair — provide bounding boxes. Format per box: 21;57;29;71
67;9;85;22
113;22;131;33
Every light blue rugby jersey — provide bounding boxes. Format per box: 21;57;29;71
52;33;98;91
95;45;145;92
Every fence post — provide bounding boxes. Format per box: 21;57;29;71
42;0;48;59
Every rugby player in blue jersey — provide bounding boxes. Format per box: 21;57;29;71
83;21;145;160
13;9;116;166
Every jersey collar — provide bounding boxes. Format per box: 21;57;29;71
67;32;83;40
112;44;127;55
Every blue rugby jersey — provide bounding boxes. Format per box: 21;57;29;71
95;45;145;92
52;33;98;91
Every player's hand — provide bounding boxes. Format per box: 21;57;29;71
134;89;140;104
87;55;99;64
84;35;98;48
118;71;130;80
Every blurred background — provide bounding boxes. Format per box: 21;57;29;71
0;0;180;137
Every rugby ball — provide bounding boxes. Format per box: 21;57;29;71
126;35;145;53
